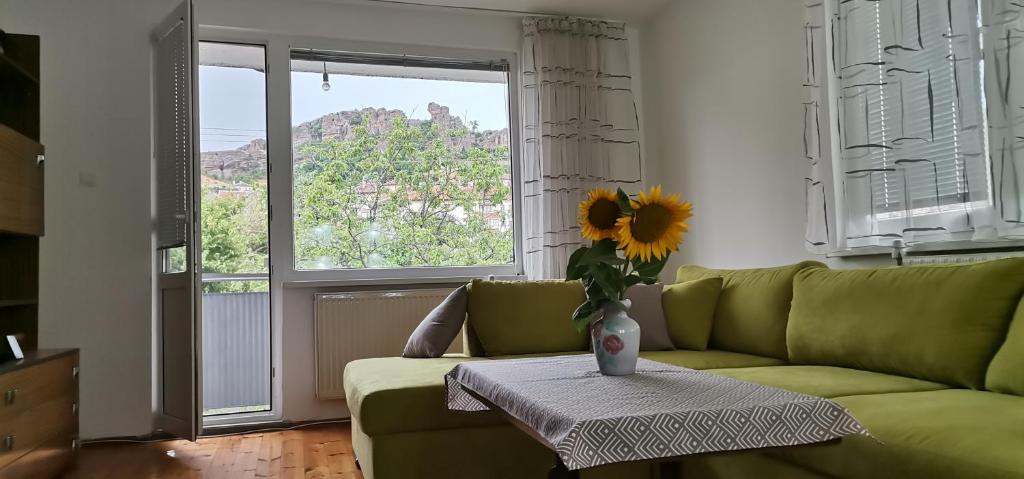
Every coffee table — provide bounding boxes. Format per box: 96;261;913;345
446;355;867;478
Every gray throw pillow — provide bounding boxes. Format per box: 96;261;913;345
624;283;676;351
402;285;468;358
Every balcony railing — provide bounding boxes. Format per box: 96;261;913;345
201;275;271;416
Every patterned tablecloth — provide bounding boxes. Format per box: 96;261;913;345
446;355;868;470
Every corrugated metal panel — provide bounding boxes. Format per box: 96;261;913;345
202;292;270;413
314;289;460;399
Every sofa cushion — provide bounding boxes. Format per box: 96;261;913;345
675;261;825;360
639;349;786;369
987;297;1024;395
344;357;506;435
662;277;722;350
788;258;1024;389
623;283;675;351
466;279;588;356
770;389;1024;479
707;365;949;398
402;285;468;358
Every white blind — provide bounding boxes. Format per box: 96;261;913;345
837;0;986;220
155;17;192;249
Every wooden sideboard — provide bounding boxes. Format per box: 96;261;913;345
0;32;78;478
0;350;78;479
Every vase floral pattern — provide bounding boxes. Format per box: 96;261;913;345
592;300;640;376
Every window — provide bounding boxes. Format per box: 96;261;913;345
832;0;990;247
288;50;516;272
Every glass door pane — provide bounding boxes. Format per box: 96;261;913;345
197;42;271;417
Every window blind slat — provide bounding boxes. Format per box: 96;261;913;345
838;0;986;219
155;18;191;249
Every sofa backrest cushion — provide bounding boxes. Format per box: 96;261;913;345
662;277;723;351
466;279;588;356
986;297;1024;395
788;258;1024;389
675;261;825;360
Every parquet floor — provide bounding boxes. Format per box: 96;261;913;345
63;422;364;479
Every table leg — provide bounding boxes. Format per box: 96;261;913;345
549;457;580;479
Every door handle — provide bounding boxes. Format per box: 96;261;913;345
2;435;14;451
3;388;15;405
36;154;44;167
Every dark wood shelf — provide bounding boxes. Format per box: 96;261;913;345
0;299;37;308
0;51;39;85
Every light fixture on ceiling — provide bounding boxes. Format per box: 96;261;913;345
321;61;331;91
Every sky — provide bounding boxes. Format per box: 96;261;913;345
198;65;510;152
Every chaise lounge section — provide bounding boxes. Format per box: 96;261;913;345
344;257;1024;478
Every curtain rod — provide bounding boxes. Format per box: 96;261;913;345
357;0;625;24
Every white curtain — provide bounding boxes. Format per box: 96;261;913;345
521;17;642;278
803;0;1024;252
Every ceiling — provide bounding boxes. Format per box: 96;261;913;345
352;0;673;23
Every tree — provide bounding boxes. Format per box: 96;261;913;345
200;185;268;293
292;114;513;270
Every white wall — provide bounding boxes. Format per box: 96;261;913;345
0;0;650;437
641;0;823;272
0;0;180;439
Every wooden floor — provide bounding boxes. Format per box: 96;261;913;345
63;423;364;479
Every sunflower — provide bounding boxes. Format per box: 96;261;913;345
616;185;693;262
579;188;623;241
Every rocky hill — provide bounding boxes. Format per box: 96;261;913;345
201;102;509;182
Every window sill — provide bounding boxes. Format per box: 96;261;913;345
826;239;1024;258
282;274;524;289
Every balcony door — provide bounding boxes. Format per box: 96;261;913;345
154;0;201;441
196;41;273;421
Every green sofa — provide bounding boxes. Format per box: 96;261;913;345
343;258;1024;478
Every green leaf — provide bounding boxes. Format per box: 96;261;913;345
631;255;670;279
572;301;596;323
590;262;626;300
583;277;610;303
616;188;634;214
579;238;626;266
572;306;602;333
623;274;645;288
565;246;590;280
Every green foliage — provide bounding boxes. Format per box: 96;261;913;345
200;111;514;290
200;184;268;293
292;114;513;270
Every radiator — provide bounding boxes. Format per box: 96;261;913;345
314;288;461;399
903;250;1024;266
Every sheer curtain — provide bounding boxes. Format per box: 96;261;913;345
520;17;642;278
803;0;1024;252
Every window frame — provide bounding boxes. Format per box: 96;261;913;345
280;40;524;284
819;0;1004;255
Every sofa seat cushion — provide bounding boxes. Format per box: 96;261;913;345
770;389;1024;479
344;357;506;435
707;366;950;398
639;349;786;369
675;261;826;360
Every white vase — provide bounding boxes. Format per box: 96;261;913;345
592;299;640;376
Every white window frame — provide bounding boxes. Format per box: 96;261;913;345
280;38;525;284
195;27;525;428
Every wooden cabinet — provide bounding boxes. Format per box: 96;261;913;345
0;350;78;478
0;32;67;478
0;124;43;237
